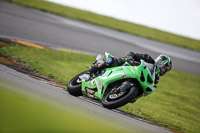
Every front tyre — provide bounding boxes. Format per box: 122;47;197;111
67;70;89;96
102;86;138;109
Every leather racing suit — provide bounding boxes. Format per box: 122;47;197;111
89;52;160;85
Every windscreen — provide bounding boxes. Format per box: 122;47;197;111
146;63;156;80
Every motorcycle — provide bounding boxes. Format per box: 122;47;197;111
67;52;156;109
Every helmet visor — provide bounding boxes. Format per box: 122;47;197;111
160;62;170;76
160;64;168;76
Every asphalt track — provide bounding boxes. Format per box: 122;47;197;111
0;1;198;132
0;63;173;133
0;0;200;75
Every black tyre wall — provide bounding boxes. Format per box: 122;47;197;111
102;86;138;109
67;71;89;96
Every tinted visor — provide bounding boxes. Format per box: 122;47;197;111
160;62;171;76
160;65;167;76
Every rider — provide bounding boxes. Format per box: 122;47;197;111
89;52;172;85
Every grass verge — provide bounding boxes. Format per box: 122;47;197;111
1;46;95;85
0;45;200;133
3;0;200;52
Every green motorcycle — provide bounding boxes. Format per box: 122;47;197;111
67;52;156;109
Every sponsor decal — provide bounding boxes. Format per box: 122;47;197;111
89;81;96;87
106;58;112;64
98;79;103;86
122;72;127;78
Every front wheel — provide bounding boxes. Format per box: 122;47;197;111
102;86;138;109
67;70;89;96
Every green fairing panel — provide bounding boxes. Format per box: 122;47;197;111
137;61;155;96
82;60;155;100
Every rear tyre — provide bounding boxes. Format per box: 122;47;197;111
67;71;89;96
102;86;138;109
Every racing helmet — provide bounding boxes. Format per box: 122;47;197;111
155;54;172;76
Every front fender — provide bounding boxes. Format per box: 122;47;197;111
120;81;134;92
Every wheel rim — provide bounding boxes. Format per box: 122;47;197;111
71;76;81;86
71;72;90;86
105;87;128;102
109;91;126;100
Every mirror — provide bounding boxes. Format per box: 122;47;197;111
96;54;104;61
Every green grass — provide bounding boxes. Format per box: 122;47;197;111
4;0;200;52
0;46;200;133
120;70;200;133
0;83;127;133
1;46;95;85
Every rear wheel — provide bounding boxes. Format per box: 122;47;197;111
102;85;138;109
67;70;89;96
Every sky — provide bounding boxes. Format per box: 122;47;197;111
46;0;200;40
